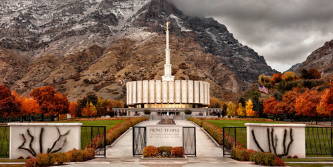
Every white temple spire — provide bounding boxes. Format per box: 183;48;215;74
162;21;175;81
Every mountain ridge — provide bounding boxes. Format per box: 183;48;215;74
0;0;276;101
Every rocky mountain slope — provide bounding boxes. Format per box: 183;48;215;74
0;0;276;101
290;40;333;77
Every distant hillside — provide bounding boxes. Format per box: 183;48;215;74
290;40;333;78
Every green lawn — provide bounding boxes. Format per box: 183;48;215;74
65;119;124;130
63;120;124;149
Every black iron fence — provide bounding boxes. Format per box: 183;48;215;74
132;126;197;156
306;127;333;156
0;126;9;158
222;126;333;157
81;126;106;157
222;127;246;156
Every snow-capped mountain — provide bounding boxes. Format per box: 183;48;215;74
0;0;276;101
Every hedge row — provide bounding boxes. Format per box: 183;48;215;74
188;117;285;166
25;148;95;167
232;146;285;166
143;146;184;158
88;117;148;148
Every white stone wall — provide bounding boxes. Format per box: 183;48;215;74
175;80;181;103
126;80;210;106
188;80;194;103
162;81;168;103
194;81;200;104
181;80;188;103
149;80;155;103
9;123;82;159
128;82;132;105
168;81;175;103
143;80;149;103
246;123;306;158
156;80;162;103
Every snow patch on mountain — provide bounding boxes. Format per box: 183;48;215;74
169;14;191;32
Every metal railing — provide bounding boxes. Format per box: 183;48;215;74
306;127;333;156
81;126;106;157
222;127;246;156
0;126;9;158
222;126;333;157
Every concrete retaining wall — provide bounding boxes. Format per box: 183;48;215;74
9;123;82;159
246;123;306;158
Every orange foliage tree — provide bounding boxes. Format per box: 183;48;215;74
317;85;333;116
0;85;20;118
68;102;79;117
271;73;283;84
13;92;41;116
209;97;222;108
246;99;256;117
30;86;69;119
82;102;97;117
295;90;321;117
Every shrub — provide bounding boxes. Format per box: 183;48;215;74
25;148;96;167
25;158;38;167
83;148;96;160
105;117;148;146
158;146;172;157
143;146;159;157
36;154;52;167
171;147;184;157
50;153;67;165
68;149;84;162
232;146;285;166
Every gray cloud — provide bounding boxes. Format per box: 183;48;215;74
169;0;333;72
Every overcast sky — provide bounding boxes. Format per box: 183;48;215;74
170;0;333;72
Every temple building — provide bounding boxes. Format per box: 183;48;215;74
114;22;218;118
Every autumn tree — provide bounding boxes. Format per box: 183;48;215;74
237;103;246;117
295;89;321;117
271;73;283;84
246;99;256;117
30;86;69;120
77;93;98;116
317;86;333;116
13;92;41;116
301;69;321;79
82;102;97;117
68;102;79;117
258;74;272;88
226;102;237;117
209;97;222;108
0;85;20;118
282;72;298;81
96;97;111;116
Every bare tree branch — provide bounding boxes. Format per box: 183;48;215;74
47;127;70;153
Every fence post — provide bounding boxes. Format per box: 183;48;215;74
234;128;236;148
331;127;333;156
222;127;225;156
104;126;106;157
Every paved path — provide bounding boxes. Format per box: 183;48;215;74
106;120;222;158
55;120;260;167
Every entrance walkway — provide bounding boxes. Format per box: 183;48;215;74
56;120;260;167
106;120;223;158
